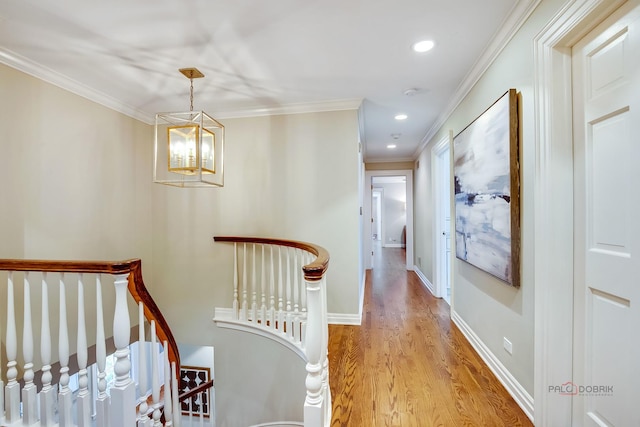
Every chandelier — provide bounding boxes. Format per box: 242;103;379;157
153;68;224;187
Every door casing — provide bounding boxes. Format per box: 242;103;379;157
533;0;627;424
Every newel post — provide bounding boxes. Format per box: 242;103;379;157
303;275;326;427
110;272;137;426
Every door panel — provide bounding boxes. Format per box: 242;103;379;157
573;2;640;426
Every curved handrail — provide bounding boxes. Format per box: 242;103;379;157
213;236;330;281
0;258;180;369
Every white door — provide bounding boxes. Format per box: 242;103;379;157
437;145;452;303
572;2;640;425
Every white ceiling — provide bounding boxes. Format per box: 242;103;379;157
0;0;529;162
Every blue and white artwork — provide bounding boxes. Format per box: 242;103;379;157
454;90;517;285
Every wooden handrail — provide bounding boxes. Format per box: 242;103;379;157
213;236;330;281
0;258;180;369
178;379;214;403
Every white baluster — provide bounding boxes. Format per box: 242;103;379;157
150;321;162;426
251;244;257;322
269;245;276;329
0;284;3;424
58;274;73;427
138;303;152;427
163;341;173;426
96;275;110;427
40;272;56;426
286;248;293;338
198;392;205;427
76;274;91;427
4;272;20;424
241;243;248;321
260;244;267;325
22;272;37;424
171;362;181;427
301;252;309;314
277;246;284;333
293;250;301;343
233;242;239;320
303;275;325;427
110;272;136;426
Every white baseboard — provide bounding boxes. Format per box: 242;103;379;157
250;423;303;427
451;311;534;422
216;306;362;326
328;313;361;325
413;266;436;296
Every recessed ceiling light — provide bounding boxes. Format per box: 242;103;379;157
412;40;435;53
394;114;408;121
387;144;397;149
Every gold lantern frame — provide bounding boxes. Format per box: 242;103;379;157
153;68;224;187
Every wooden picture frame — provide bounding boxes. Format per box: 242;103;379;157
179;366;211;417
453;88;520;287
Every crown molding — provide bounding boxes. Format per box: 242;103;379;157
413;0;542;159
1;47;362;124
213;98;363;120
0;47;155;124
365;156;416;164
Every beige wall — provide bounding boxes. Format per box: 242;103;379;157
0;63;153;367
152;111;362;344
413;0;566;396
1;64;361;378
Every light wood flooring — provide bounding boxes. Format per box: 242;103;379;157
328;246;533;426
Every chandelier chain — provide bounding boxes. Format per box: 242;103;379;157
189;78;194;112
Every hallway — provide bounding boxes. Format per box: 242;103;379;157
328;246;532;426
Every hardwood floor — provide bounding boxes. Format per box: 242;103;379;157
328;246;533;426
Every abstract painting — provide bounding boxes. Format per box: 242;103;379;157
453;89;520;287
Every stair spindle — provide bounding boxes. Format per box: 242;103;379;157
0;301;3;425
233;242;239;319
40;272;56;425
261;244;267;325
22;272;37;424
76;274;91;427
110;272;136;426
151;321;162;427
4;272;20;424
138;302;152;426
251;243;257;322
269;245;276;329
277;246;284;333
58;274;73;427
96;275;110;427
171;362;181;427
241;243;248;321
293;250;301;342
163;340;173;426
286;247;293;337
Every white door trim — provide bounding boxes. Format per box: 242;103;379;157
431;132;453;301
364;169;414;270
533;0;626;425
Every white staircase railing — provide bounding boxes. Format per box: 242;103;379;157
0;259;198;427
213;236;331;427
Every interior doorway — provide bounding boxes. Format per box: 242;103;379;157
364;169;414;271
372;190;382;242
433;134;452;304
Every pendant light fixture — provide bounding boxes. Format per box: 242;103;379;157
153;68;224;187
